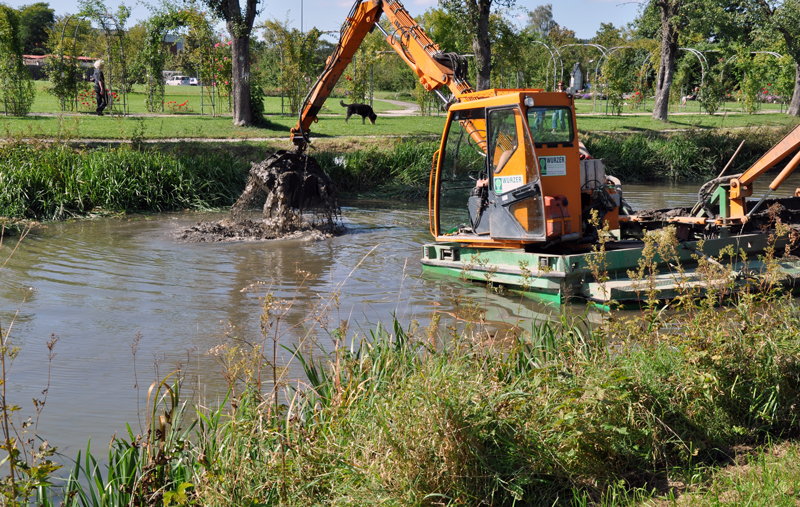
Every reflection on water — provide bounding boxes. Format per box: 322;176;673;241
4;172;800;462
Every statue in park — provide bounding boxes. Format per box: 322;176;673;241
568;62;584;94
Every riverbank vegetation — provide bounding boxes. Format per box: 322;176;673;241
2;121;800;222
584;123;798;182
11;286;799;506
0;142;250;220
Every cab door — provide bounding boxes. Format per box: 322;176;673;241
486;106;546;241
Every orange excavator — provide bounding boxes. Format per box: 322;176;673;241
281;0;800;304
289;0;622;250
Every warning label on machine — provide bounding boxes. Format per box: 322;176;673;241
539;156;567;176
493;174;523;194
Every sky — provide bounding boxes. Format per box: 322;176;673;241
5;0;643;41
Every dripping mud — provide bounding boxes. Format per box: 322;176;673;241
178;150;343;243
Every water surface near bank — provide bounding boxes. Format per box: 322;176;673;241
3;176;800;462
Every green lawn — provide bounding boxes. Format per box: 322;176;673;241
3;81;797;140
30;81;404;116
574;97;790;115
0;111;446;140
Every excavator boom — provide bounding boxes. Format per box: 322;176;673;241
291;0;477;151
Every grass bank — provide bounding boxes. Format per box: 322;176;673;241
0;138;438;220
0;142;250;220
584;125;799;182
2;122;799;221
30;288;800;506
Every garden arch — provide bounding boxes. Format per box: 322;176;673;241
80;3;130;115
53;14;89;112
720;52;783;112
678;47;708;112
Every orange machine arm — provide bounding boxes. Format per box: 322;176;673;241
291;0;483;151
729;123;800;219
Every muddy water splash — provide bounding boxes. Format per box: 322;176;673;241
179;151;341;242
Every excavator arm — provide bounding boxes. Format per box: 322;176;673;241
728;123;800;220
290;0;483;152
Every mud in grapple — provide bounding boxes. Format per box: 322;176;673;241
178;150;342;242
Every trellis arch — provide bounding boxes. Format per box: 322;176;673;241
52;14;90;112
80;1;131;115
142;8;213;113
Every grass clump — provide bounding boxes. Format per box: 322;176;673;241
0;142;249;220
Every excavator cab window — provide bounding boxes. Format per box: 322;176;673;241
435;108;488;234
487;106;545;239
527;106;573;145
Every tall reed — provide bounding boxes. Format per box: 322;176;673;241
0;142;249;220
583;125;794;182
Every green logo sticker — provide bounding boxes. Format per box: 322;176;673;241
494;177;503;193
538;156;567;176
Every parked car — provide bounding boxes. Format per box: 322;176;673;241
189;77;198;86
166;75;191;86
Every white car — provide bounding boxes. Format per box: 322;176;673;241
166;75;192;86
189;77;199;86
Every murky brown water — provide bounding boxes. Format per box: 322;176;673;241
3;174;800;463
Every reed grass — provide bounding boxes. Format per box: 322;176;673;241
177;293;800;506
0;142;249;220
583;125;795;182
314;139;438;193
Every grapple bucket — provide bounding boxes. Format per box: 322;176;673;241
231;150;339;231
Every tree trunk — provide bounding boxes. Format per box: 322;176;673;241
786;57;800;117
651;1;679;122
230;35;253;126
473;0;492;91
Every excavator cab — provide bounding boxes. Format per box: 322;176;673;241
430;90;584;248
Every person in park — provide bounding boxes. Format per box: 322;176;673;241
681;86;699;106
552;81;567;132
93;60;106;116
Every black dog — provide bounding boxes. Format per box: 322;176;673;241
340;100;377;124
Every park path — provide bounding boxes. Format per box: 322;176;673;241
374;98;420;116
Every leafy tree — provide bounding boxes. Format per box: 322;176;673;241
546;23;577;48
17;2;54;55
745;0;800;116
420;7;471;54
438;0;516;91
491;12;525;88
201;0;259;126
262;20;320;115
593;22;624;49
526;4;555;37
0;5;35;115
641;0;734;121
